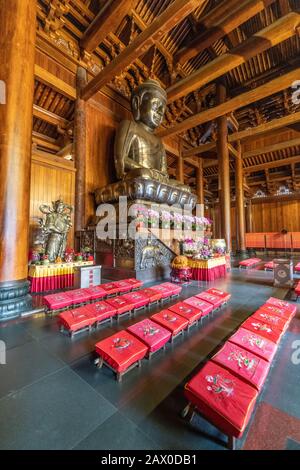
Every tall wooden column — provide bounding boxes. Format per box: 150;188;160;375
75;66;87;232
235;141;246;253
246;200;253;233
0;0;37;321
196;159;205;217
217;82;231;251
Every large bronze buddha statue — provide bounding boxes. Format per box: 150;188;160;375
114;79;190;192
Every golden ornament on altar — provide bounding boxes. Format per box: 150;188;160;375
55;256;62;264
171;255;189;269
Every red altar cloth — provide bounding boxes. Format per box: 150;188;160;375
28;262;93;293
190;264;226;282
29;273;74;293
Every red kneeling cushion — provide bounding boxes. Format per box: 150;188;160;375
139;288;163;303
259;303;293;321
86;301;117;322
66;289;92;305
125;278;143;289
105;296;134;315
211;341;270;391
82;286;107;301
58;306;96;332
95;331;148;373
229;327;277;363
159;282;182;295
168;302;203;324
151;284;173;299
241;317;283;344
295;263;300;272
113;280;133;293
151;309;189;336
205;288;231;303
252;309;289;332
239;258;261;267
122;292;149;309
265;297;297;317
183;297;213;316
43;293;73;310
195;292;223;309
184;361;258;439
101;282;120;296
264;262;274;270
127;319;171;353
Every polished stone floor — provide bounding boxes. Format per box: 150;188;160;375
0;266;299;450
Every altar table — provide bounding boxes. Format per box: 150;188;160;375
187;257;227;282
28;261;94;293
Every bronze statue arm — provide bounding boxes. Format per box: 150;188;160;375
114;120;143;179
160;145;169;177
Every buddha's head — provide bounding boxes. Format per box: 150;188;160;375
131;79;167;131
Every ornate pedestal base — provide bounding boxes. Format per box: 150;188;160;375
93;178;198;283
0;279;32;322
95;177;197;208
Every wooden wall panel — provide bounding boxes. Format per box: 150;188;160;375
29;155;75;250
251;199;300;232
85;97;130;225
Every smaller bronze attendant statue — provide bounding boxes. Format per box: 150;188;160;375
39;199;73;262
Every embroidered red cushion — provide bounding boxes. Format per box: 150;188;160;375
58;306;96;332
127;319;171;353
82;286;107;301
101;283;120;296
168;302;203;324
151;309;189;336
183;297;213;316
122;292;150;309
252;309;289;332
241;318;283;344
228;327;277;363
105;296;134;315
211;341;270;391
95;330;148;373
205;288;231;303
265;297;297;317
195;292;223;309
184;361;258;438
86;301;117;322
139;288;162;303
43;293;73;310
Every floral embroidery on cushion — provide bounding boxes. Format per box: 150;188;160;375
206;374;234;397
258;313;279;324
141;325;160;336
95;304;106;311
113;338;132;350
228;349;257;370
243;334;265;349
163;313;177;323
179;306;192;313
251;322;272;333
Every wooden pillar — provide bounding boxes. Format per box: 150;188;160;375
75;67;87;232
217;82;231;251
0;0;37;321
235;141;246;253
196;159;204;217
246;200;253;233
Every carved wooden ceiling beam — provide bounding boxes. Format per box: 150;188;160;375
167;11;300;103
81;0;203;101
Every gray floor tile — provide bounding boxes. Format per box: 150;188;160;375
0;368;116;450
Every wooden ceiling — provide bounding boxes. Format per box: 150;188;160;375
34;0;300;200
